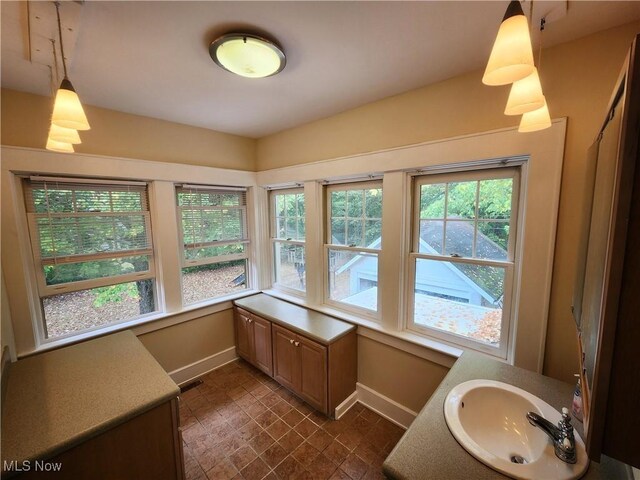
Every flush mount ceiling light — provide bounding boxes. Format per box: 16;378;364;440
209;33;286;78
483;0;535;86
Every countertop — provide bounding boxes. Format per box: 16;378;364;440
234;294;356;344
383;351;629;480
1;330;179;468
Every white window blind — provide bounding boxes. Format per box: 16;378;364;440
24;178;155;295
176;186;248;266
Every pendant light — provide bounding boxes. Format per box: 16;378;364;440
46;137;75;153
50;1;90;131
46;39;75;152
48;123;82;144
482;0;535;86
518;97;551;132
519;17;551;132
504;68;545;115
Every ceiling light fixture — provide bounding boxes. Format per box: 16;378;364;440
482;0;535;86
518;17;551;132
504;67;545;115
50;1;90;131
209;33;286;78
519;97;551;132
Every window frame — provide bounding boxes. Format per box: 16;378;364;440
405;167;521;359
175;184;251;307
269;187;307;296
22;177;159;342
324;180;383;319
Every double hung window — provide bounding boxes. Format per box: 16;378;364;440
408;168;519;356
176;185;249;305
24;178;156;340
270;189;306;293
325;182;382;315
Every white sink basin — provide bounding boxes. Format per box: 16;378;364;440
444;379;589;480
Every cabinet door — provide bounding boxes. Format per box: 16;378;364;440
298;336;328;413
272;324;299;392
252;315;273;376
235;309;253;362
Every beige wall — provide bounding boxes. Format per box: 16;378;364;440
257;22;640;384
1;89;256;171
1;269;16;362
358;336;449;413
138;309;235;374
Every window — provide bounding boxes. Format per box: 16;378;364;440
325;182;382;315
270;189;306;293
176;185;249;305
408;168;520;356
23;178;157;340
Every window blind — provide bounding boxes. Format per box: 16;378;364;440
24;179;152;265
176;186;249;264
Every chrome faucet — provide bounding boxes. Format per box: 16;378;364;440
526;407;577;464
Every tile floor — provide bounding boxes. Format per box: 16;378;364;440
179;359;404;480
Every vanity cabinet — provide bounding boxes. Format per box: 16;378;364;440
233;294;357;417
234;307;273;376
272;324;328;413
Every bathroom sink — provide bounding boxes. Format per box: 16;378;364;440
444;379;589;480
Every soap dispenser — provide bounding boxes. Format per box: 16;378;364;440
572;374;583;422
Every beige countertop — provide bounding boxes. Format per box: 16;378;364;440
234;294;356;344
383;351;630;480
1;330;179;468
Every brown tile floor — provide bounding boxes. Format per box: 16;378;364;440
179;359;404;480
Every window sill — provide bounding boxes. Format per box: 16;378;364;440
22;289;260;358
262;289;463;368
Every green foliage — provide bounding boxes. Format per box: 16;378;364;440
274;192;305;240
44;259;140;286
330;188;382;247
420;179;513;248
93;282;139;307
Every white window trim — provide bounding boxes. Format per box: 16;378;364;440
269;187;307;297
324;180;383;320
1;146;257;355
258;121;567;373
405;166;522;359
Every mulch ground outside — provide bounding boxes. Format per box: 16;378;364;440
43;265;245;339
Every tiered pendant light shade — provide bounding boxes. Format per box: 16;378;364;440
482;0;535;86
519;97;552;132
504;68;545;115
51;78;90;131
46;137;75;153
48;123;81;144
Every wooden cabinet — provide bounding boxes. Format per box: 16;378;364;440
272;324;328;413
9;399;184;480
233;295;357;417
234;307;273;376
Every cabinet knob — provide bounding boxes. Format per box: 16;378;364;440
289;339;294;344
294;341;300;347
248;319;253;323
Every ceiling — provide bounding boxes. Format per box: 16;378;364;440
2;1;640;138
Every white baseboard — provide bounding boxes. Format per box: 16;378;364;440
169;346;238;386
355;382;418;430
334;391;359;419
